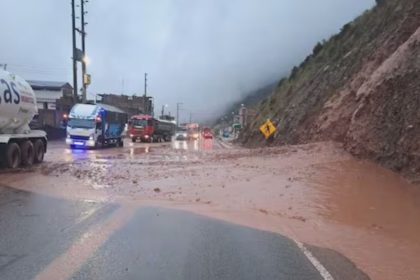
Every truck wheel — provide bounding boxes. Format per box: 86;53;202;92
131;137;136;143
21;141;35;166
95;137;104;149
34;139;45;163
119;138;124;147
6;143;21;169
115;138;121;147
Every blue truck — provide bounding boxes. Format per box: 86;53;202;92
65;103;128;148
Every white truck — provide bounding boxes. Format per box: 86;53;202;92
65;103;127;148
0;70;47;168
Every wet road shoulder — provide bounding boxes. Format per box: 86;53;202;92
0;185;118;280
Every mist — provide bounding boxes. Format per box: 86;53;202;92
0;0;375;122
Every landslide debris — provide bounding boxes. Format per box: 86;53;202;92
240;0;420;181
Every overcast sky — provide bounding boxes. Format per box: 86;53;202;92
0;0;374;122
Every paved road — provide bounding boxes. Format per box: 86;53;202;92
0;185;369;280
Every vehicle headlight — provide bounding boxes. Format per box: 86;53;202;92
67;133;70;138
89;135;94;140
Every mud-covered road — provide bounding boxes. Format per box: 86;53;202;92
1;138;420;279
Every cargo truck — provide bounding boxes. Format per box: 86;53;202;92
0;70;47;168
128;114;175;143
65;103;128;148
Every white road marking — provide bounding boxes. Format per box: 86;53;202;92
293;240;335;280
34;206;136;280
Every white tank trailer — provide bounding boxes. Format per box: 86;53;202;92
0;70;47;168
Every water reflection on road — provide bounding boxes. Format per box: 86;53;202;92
172;138;214;151
49;137;217;163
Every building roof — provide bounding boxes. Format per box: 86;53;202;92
28;80;72;91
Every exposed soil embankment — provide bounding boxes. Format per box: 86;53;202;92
240;0;420;181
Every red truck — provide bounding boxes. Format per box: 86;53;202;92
202;127;213;139
128;114;175;143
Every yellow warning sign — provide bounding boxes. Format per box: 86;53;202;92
259;119;276;139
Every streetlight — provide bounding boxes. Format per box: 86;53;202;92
82;54;91;65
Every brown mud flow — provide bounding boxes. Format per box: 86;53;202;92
1;140;419;280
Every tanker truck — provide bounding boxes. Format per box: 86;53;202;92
0;70;47;168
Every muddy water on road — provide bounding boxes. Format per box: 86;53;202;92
1;139;420;279
308;159;420;243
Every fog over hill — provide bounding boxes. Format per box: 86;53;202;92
0;0;374;122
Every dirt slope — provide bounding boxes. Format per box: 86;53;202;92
240;0;420;181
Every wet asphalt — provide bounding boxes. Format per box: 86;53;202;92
0;185;369;280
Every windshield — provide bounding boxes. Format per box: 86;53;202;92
130;119;148;127
67;118;95;129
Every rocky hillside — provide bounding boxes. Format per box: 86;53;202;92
240;0;420;181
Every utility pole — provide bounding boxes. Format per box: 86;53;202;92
71;0;78;102
143;73;148;97
143;73;153;115
189;112;192;123
161;104;168;117
143;73;147;114
80;0;87;103
176;102;183;127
